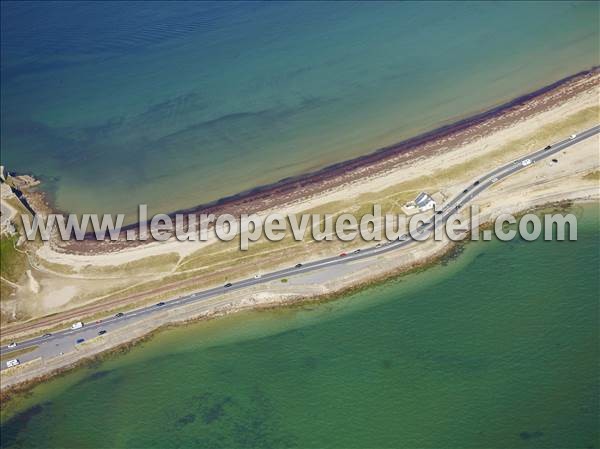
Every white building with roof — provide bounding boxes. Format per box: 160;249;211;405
414;192;436;211
402;192;437;215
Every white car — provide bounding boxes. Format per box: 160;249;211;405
6;359;20;368
253;274;262;279
569;134;577;140
491;177;498;183
71;322;84;330
7;342;17;348
521;159;532;167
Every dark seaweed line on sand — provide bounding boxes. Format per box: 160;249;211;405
90;66;598;238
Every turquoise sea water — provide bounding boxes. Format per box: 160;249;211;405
2;204;598;448
1;2;599;219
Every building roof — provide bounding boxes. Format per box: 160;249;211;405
415;192;433;207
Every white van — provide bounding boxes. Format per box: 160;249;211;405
6;359;20;368
521;159;532;167
71;321;84;330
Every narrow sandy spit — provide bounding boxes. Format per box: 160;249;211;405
1;69;598;392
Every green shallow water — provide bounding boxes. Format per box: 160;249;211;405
1;204;599;449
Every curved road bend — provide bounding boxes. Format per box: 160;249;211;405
1;124;599;367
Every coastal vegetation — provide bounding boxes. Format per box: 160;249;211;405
0;3;598;445
0;236;27;301
2;203;598;447
0;236;25;282
1;84;598;332
583;170;599;181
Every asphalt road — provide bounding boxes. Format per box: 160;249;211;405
2;124;599;368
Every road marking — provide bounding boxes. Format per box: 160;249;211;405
3;125;599;360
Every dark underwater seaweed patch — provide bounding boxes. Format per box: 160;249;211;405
0;402;51;448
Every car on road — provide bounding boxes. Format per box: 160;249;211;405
375;243;382;248
253;274;262;279
339;252;347;257
42;333;52;339
98;330;107;335
569;134;577;140
521;158;532;167
436;210;443;215
6;359;20;368
76;338;85;344
455;203;462;209
155;302;165;307
7;342;17;348
353;249;361;254
491;177;498;183
473;180;480;185
224;283;232;288
463;189;468;193
295;263;303;268
71;322;84;330
115;312;124;318
544;145;552;150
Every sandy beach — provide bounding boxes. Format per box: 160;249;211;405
1;68;599;391
25;67;600;249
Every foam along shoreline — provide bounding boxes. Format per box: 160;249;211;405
20;67;599;247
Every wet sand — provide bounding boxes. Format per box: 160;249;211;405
20;66;599;253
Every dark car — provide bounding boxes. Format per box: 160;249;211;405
544;145;552;150
224;282;232;288
76;338;85;344
156;302;165;307
463;189;468;193
436;210;443;215
473;180;480;186
115;312;124;318
98;330;107;335
42;333;52;338
353;249;361;254
295;263;303;268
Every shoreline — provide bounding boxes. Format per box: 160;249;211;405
0;211;505;402
1;66;598;336
1;198;596;399
1;65;598;394
17;66;598;252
